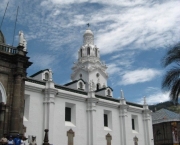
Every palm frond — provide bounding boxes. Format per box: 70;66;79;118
169;79;180;103
162;42;180;67
162;67;180;90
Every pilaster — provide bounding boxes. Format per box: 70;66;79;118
86;91;99;145
43;80;58;145
119;91;129;145
142;97;153;145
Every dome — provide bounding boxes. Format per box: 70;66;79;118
83;29;93;36
0;30;5;44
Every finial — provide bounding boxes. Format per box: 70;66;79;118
49;69;53;81
144;96;146;104
87;23;90;28
120;89;124;99
43;129;49;145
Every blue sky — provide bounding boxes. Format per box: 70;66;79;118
0;0;180;104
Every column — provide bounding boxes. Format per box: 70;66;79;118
10;74;22;135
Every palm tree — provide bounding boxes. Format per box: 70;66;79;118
162;42;180;105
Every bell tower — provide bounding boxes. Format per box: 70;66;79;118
71;27;108;91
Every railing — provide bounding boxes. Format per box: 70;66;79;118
0;43;18;54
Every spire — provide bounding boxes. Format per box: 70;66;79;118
144;96;147;105
143;96;149;110
120;89;124;99
120;89;126;105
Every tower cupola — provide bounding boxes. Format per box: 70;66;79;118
71;27;109;92
83;28;94;45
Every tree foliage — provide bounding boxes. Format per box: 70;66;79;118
162;42;180;105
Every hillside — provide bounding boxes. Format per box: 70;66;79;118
149;101;180;113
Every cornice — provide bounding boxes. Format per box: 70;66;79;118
128;107;143;114
97;101;119;108
56;92;87;102
25;85;44;93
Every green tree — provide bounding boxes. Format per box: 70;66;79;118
162;42;180;105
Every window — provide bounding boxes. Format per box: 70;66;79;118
107;89;111;96
104;114;108;127
87;47;90;55
45;73;49;80
79;74;82;78
104;110;112;130
96;73;99;77
132;118;135;130
65;103;76;127
65;107;71;122
131;115;139;132
95;48;98;57
79;82;83;90
97;83;100;90
81;49;82;57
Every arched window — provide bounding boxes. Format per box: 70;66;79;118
81;49;83;57
87;47;90;56
79;82;83;90
45;73;49;80
97;83;100;90
107;89;111;96
95;48;98;57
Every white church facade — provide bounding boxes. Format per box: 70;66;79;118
23;28;154;145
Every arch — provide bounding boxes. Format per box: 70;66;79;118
0;82;7;104
45;72;49;80
97;83;100;90
95;48;98;57
107;89;111;96
87;47;90;56
81;49;83;57
79;74;82;78
79;82;83;89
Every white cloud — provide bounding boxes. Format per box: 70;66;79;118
120;68;161;85
138;91;170;105
30;54;57;69
1;0;179;57
107;63;121;75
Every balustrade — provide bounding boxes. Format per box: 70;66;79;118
0;44;18;54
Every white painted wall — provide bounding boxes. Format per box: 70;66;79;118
24;80;154;145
